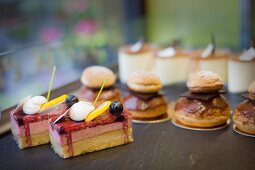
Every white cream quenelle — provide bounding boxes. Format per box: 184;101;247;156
69;101;95;121
23;96;47;115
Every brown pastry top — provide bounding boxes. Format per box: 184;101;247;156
128;70;161;86
127;70;162;93
187;70;223;93
123;94;167;111
235;100;255;124
79;86;121;102
80;65;116;89
175;96;229;118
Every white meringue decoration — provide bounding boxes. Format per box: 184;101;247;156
69;101;95;121
23;96;47;115
202;43;214;58
130;40;144;53
157;47;176;58
239;47;255;61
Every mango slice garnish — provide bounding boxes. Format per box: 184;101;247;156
40;94;68;112
85;101;112;122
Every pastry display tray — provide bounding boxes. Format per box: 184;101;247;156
0;81;254;170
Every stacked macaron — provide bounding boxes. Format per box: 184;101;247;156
123;70;168;119
79;66;121;106
233;80;255;134
175;70;230;127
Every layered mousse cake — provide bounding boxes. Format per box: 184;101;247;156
189;40;229;83
118;39;156;83
49;100;133;158
123;70;168;119
79;66;121;106
153;47;191;85
233;81;255;134
228;43;255;93
10;95;70;149
175;70;230;128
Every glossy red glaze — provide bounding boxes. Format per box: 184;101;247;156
66;132;73;157
50;109;131;134
121;113;129;144
12;104;67;126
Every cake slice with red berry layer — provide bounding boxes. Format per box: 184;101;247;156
10;94;77;149
49;101;133;159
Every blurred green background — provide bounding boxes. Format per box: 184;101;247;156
147;0;241;48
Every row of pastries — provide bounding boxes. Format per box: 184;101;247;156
11;65;255;155
118;40;255;93
79;66;255;136
9;41;255;158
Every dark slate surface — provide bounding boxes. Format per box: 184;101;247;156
0;83;254;170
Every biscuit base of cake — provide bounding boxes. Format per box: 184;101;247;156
10;103;67;149
50;128;133;159
12;128;49;149
10;113;51;149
